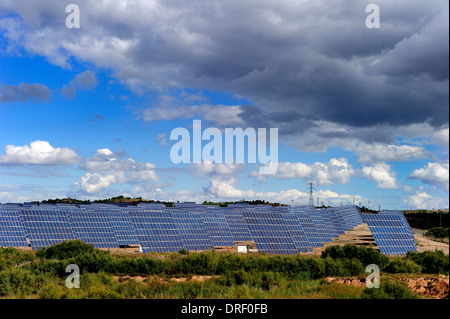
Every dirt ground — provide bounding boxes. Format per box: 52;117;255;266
414;235;449;254
113;275;214;283
325;275;449;299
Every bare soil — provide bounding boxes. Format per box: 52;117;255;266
325;275;449;299
113;275;215;283
414;235;449;254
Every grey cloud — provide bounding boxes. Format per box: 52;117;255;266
0;82;51;103
1;0;448;149
61;71;98;99
74;70;98;89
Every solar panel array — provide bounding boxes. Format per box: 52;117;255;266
20;207;75;249
0;203;415;255
129;208;183;253
363;211;417;255
0;205;28;248
169;208;211;251
242;209;298;254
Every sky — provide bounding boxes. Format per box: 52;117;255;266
0;0;448;209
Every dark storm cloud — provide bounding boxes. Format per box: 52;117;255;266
1;0;448;140
0;82;51;103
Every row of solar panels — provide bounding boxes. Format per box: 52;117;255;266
0;203;416;255
363;211;417;255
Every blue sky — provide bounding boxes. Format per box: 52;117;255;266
0;0;448;209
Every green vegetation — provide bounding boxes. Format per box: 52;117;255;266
404;210;449;229
361;278;420;299
405;250;449;275
426;227;449;238
0;241;447;299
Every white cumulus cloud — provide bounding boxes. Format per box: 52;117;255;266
361;162;398;189
256;158;355;186
74;148;158;194
0;140;80;165
356;143;428;163
409;162;449;192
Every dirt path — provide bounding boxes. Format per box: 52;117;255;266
113;275;215;283
414;235;449;254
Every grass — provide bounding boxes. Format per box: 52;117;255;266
0;241;447;299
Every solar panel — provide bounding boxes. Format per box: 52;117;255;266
198;209;235;247
278;208;314;253
364;212;417;255
242;209;298;254
107;209;140;246
20;207;75;250
169;208;211;251
0;205;29;248
293;208;324;247
221;208;253;242
67;208;119;249
128;208;183;253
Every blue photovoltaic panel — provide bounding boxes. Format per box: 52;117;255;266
221;208;253;242
327;208;347;235
305;209;331;244
364;212;417;255
107;209;139;246
278;209;314;253
317;209;340;240
67;209;119;249
129;208;183;253
293;208;324;247
20;207;75;250
0;202;411;255
198;209;235;247
242;209;298;254
0;205;29;248
169;208;211;251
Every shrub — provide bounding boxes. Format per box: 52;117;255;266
178;248;189;255
321;245;389;270
362;278;420;299
406;250;449;275
426;227;449;238
36;240;100;260
384;258;422;274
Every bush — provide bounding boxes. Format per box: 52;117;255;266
321;245;389;270
178;248;189;255
406;250;449;275
36;240;100;260
384;258;422;274
362;278;420;299
426;227;449;238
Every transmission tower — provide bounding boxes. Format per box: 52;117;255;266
308;183;315;206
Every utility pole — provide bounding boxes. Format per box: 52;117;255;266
368;200;372;210
308;183;315;206
317;197;320;207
